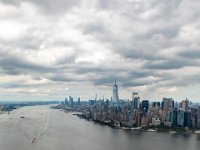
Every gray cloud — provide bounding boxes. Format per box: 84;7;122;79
143;59;198;70
179;50;200;59
0;0;200;101
0;0;80;15
0;49;57;76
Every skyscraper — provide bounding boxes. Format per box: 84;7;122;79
113;77;119;102
162;97;174;111
132;93;140;109
181;98;189;111
197;106;200;128
177;109;185;127
69;96;74;107
141;100;149;112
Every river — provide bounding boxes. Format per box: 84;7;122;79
0;105;199;150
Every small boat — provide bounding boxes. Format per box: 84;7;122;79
147;129;156;132
169;131;176;134
31;138;37;143
121;127;130;130
131;127;142;130
194;130;200;134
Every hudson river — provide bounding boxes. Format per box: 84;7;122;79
0;106;199;150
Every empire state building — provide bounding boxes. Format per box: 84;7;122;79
113;77;119;102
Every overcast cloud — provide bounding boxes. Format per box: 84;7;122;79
0;0;200;101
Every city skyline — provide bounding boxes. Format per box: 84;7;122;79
0;0;200;101
63;79;199;104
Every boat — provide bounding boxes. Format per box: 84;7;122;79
131;127;142;130
121;127;131;130
194;130;200;134
31;137;37;143
169;131;176;134
147;129;156;132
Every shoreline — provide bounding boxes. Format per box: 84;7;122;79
49;105;200;135
73;113;200;134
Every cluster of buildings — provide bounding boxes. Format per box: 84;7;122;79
64;78;200;129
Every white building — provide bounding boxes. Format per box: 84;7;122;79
152;117;161;126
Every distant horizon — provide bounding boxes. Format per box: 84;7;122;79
0;97;199;104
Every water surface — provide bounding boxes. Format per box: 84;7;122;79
0;106;199;150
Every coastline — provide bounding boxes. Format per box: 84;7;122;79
73;113;200;134
49;105;200;135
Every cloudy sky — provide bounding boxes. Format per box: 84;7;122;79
0;0;200;102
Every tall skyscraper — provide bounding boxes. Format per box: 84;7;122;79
162;97;174;111
69;96;74;107
64;98;68;106
132;93;140;109
177;109;185;127
197;106;200;128
184;111;192;128
181;98;189;111
172;108;178;127
141;100;149;112
77;97;81;105
113;77;119;102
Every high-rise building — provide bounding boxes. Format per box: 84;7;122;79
69;96;74;107
165;110;173;123
132;93;140;109
172;108;178;127
95;94;97;101
152;102;160;108
113;77;119;102
162;98;174;111
132;92;138;99
141;100;149;112
64;98;68;106
184;111;192;128
177;109;185;127
77;97;81;105
197;106;200;128
181;98;189;111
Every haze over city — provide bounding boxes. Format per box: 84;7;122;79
0;0;200;101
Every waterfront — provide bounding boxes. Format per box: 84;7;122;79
0;106;200;150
